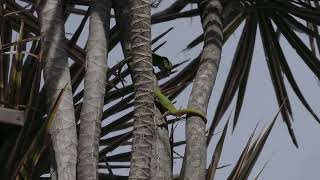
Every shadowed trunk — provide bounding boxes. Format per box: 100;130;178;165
40;0;77;179
77;0;111;179
150;108;172;180
128;0;156;179
113;0;132;57
181;0;223;179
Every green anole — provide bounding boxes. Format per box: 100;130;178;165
151;53;173;72
119;53;207;124
154;87;207;124
118;53;173;87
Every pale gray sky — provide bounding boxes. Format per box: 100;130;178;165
65;1;320;179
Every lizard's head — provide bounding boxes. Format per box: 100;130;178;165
152;53;173;73
160;57;173;72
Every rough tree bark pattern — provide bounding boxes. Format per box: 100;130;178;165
113;0;132;56
77;0;111;179
150;109;172;180
114;1;171;179
181;0;223;180
40;0;77;179
128;0;156;179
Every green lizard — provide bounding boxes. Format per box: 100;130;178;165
118;53;207;123
118;53;173;87
154;87;207;124
151;53;173;72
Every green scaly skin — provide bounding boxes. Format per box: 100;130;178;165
152;53;172;72
154;87;207;124
118;55;205;123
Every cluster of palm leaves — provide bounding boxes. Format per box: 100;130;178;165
0;0;319;179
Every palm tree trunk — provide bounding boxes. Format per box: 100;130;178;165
128;0;156;179
40;0;77;179
77;0;111;180
181;0;223;179
114;1;171;179
113;0;131;57
150;108;172;180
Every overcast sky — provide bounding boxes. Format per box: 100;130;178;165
65;1;320;179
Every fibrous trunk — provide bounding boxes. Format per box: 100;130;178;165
128;0;156;179
150;108;172;180
113;0;132;57
114;1;171;179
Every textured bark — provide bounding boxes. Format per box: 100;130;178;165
113;0;132;56
114;1;171;179
77;0;111;180
113;0;134;82
181;0;223;180
128;0;156;179
40;0;77;179
150;109;172;180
